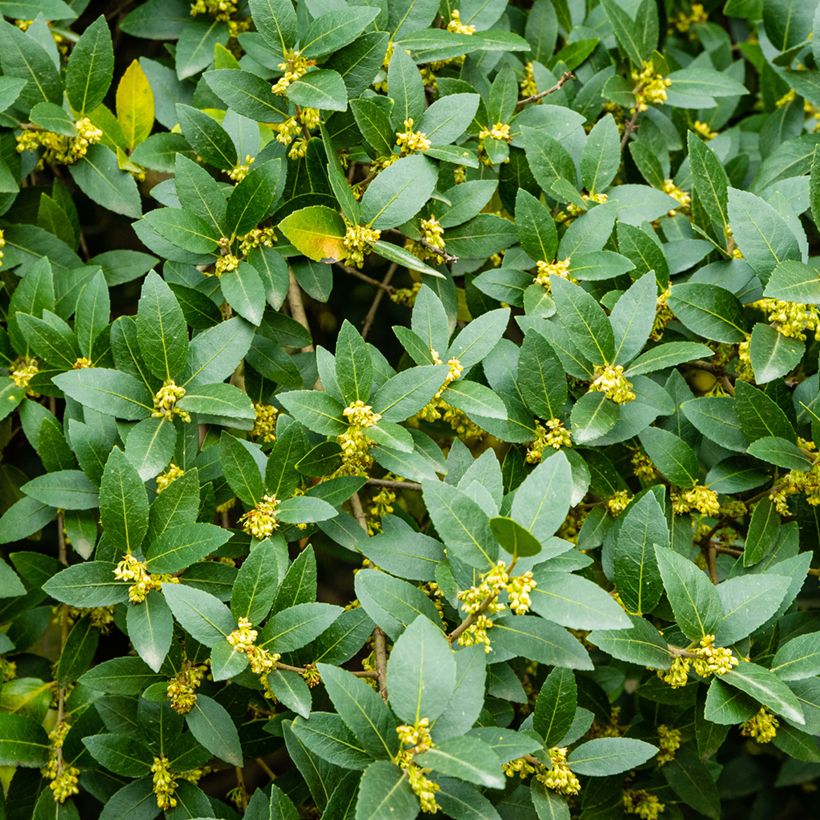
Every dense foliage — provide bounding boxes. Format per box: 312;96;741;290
1;0;820;817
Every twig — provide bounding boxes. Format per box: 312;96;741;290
287;270;314;353
706;543;718;584
340;264;397;293
447;594;495;644
234;767;248;810
516;71;575;110
373;627;388;701
349;492;368;531
620;109;640;149
362;263;398;340
256;758;276;780
366;477;422;491
417;238;458;264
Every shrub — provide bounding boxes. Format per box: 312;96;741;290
0;0;819;817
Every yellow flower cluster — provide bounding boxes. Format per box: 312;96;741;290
478;122;512;143
671;484;720;517
740;707;779;744
407;764;441;814
190;0;237;21
396;118;431;154
396;717;434;755
631;449;657;480
73;356;92;369
590;364;636;404
508;571;538;615
251;402;278;443
272;49;316;95
447;10;476;35
10;355;39;390
662;179;690;213
271;107;321;159
335;400;381;476
693;120;718;140
673;3;708;32
227;616;257;652
239;494;280;540
623;789;665;820
537;747;581;796
62;605;115;633
17;118;103;166
367;486;396;534
630;61;671;112
418;215;446;261
534;257;572;289
156;463;184;493
151;756;179;810
302;663;322;687
520;62;538;98
0;227;4;268
651;289;673;341
342;223;381;268
769;460;820;514
394;719;440;813
228;153;254;181
44;722;79;804
526;418;572;463
556;191;609;224
167;661;209;714
114;553;178;603
152;380;190;422
607;490;632;517
391;281;422;307
656;725;682;765
751;298;820;341
503;756;538;779
227;617;281;691
239;226;276;255
344;399;382;427
658;636;738;688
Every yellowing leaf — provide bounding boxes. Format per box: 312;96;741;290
116;59;154;151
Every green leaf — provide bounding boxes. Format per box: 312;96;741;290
514;189;557;264
422;480;497;568
225;160;280;237
249;0;296;51
220;262;266;326
416;736;504;789
355;761;418;820
373;365;449;421
177;382;255;427
100;447;149;554
69;145;142;219
638;427;700;487
0;713;49;767
301;6;379;60
764;259;820;304
771;632;820;681
288;68;348;111
734;380;795;442
715;574;791;645
361;155;438;230
335;320;373;404
232;539;280;625
317;664;399;760
626;342;714;377
600;0;656;65
387;615;456;724
177;103;237;170
728;188;801;282
511;451;573;543
489;516;543;559
534;667;577;746
126;590;173;673
748;322;804;384
551;276;614;365
279;205;347;263
668;283;747;343
290;712;370;769
570;391;618;444
530;570;631;630
186;694;243;765
22;470;99;510
568;737;657;776
42;562;128;607
743;498;781;566
587;615;671;670
278;390;346;435
65;15;113;115
722;663;805;725
581;114;620;194
0;20;61;108
204;68;289;121
162;583;234;647
136;271;188;381
654;546;722;641
491;615;592;670
83;733;152;778
259;602;342;653
614;491;667;614
145;522;231;573
354;569;442;641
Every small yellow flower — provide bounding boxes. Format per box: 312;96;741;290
691;634;738;677
152;380;190;422
251;402;278;443
630;61;671;112
10;355;39;390
447;9;475;35
478;122;512;143
396;118;431;154
228;153;254;181
623;789;665;820
740;707;779;744
656;725;682;765
240;494;280;540
167;661;208;714
693;120;718;140
156;463;184;493
657;655;690;688
342;223;381;268
272;49;316;95
534;257;572;289
526;418;572;463
590;364;636;404
671;484;720;517
537;747;580;797
607;490;632;517
190;0;238;22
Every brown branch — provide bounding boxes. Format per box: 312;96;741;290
366;477;422;491
255;758;276;780
417;238;458;264
349;492;368;531
516;71;575;110
361;263;398;340
340;264;397;293
620;109;641;149
447;594;496;644
287;270;314;353
373;627;388;701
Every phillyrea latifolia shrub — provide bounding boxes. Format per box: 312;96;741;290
0;0;819;817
